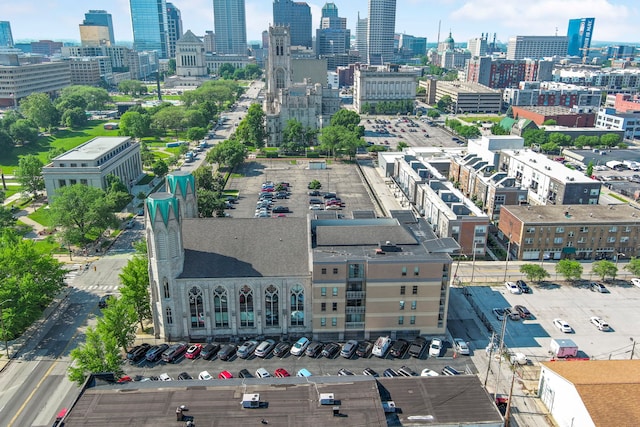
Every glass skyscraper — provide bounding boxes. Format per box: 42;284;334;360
367;0;396;65
0;21;13;47
83;10;115;45
567;17;595;57
213;0;247;55
166;2;183;59
130;0;169;58
273;0;312;48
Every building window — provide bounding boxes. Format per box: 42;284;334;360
332;317;337;326
410;315;416;325
590;188;599;196
239;285;254;327
524;238;534;244
398;316;404;325
348;264;364;278
332;287;338;296
411;301;417;310
412;285;418;295
265;285;279;327
400;285;406;295
166;307;173;325
609;226;618;232
321;268;327;274
555;227;564;233
399;301;405;310
608;237;616;243
321;317;326;327
213;286;229;328
80;179;88;185
163;278;170;298
333;268;339;274
81;163;87;167
321;302;326;311
580;227;589;233
553;237;564;244
332;302;338;311
69;179;77;185
414;267;419;276
290;285;305;326
70;163;77;167
188;286;204;328
401;266;407;276
321;287;326;296
621;236;630;243
58;179;66;187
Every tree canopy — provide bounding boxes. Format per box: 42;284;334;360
519;264;550;283
15;154;45;196
205;137;246;169
20;93;58;131
555;259;583;281
592;260;617;281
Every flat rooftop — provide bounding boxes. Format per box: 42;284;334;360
512;106;581;116
437;81;501;94
55;136;131;162
502;149;594;184
501;204;640;224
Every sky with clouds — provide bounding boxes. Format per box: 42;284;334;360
1;0;638;44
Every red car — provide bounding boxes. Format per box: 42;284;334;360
274;368;290;378
185;344;202;359
218;370;233;379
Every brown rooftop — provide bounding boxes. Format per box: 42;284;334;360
501;204;640;225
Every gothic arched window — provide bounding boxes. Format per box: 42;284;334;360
213;286;229;328
188;286;204;328
290;285;304;326
239;285;254;327
265;285;279;327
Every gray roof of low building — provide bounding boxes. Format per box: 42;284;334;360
180;218;310;278
502;204;640;224
55;136;131;161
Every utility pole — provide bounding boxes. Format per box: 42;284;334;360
483;332;496;387
493;311;509;401
503;234;512;282
504;367;518;427
631;338;636;360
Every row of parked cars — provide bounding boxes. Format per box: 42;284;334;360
255;181;291;218
308;190;345;211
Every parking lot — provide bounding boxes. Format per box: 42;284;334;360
360;115;464;151
456;280;640;362
225;160;379;219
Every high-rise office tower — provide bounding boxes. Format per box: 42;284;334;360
506;35;568;60
82;10;115;45
166;2;183;58
273;0;312;48
320;2;346;29
567;17;595;57
213;0;247;55
316;3;349;57
262;30;269;49
355;13;368;62
0;21;14;47
130;0;170;58
367;0;396;65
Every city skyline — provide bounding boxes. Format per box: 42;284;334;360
1;0;639;45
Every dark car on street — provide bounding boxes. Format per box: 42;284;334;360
273;342;291;357
408;337;428;358
98;294;113;309
516;280;532;293
218;344;237;361
177;372;192;380
238;369;254;378
200;343;221;360
305;342;324;358
127;343;150;362
321;342;340;359
145;344;169;362
514;305;532;319
356;341;373;358
272;206;290;213
389;339;409;358
161;342;188;363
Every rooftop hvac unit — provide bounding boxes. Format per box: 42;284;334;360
241;393;260;409
320;393;335;405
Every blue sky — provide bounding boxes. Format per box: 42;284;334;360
2;0;638;44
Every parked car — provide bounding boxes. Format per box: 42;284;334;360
308;190;322;196
309;198;323;205
309;205;324;210
218;370;233;379
590;316;610;331
237;340;259;359
273;341;291;357
297;368;313;377
420;369;439;377
254;339;276;358
504;307;521;321
305;341;324;358
631;278;640;288
340;340;359;359
321;342;341;359
492;308;506;321
145;344;169;362
514;305;532;319
398;366;418;377
441;365;461;376
323;192;337;199
553;318;573;333
159;373;173;381
337;368;354;376
453;338;470;355
504;281;521;294
272;206;290;213
590;282;609;293
325;204;341;210
362;368;379;377
127;343;151;362
98;294;114;309
274;368;290;378
274;191;289;199
383;368;399;377
516;279;532;293
255;368;271;378
389;339;409;358
161;342;187;363
429;338;442;357
290;337;310;356
177;372;192;380
372;336;392;358
184;344;203;359
217;344;237;361
408;337;428;358
356;341;373;358
200;343;221;360
238;369;254;378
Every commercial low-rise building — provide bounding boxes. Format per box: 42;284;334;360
510;105;595;127
503;81;601;107
0;54;70;107
352;63;418;114
595;107;640;140
434;81;502;114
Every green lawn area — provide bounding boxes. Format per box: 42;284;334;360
0;120;116;174
459;116;504;124
33;237;67;256
28;205;53;228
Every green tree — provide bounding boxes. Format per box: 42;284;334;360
152;106;185;137
238;103;266;149
9;119;38;144
331;110;361;131
548;132;572;147
427;109;440;119
542;119;557;126
97;297;138;353
0;129;13;150
197;189;225;217
68;326;123;385
318;125;342;158
193;165;215;191
49;184;118;245
339;130;365;160
167;59;176;75
586;160;594;176
118;80;147;96
592;260;618;281
522;129;548;147
600;133;621;148
60;107;88;128
152;159;169;178
540;141;559;154
58;85;111;110
186;127;207;142
218;63;236;79
205;138;246;169
519;264;550;283
397;141;409;150
436;95;453;112
20;93;58;131
244;64;262;79
555;259;583;281
625;258;640;277
15;154;45;196
119;111;151;139
491;124;510;135
183;109;208;129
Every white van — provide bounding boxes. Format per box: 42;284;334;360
372;336;392;358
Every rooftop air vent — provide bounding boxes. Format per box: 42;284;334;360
320;393;335;405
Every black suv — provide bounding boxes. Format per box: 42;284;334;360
127;343;150;362
389;339;409;358
321;342;340;359
272;206;290;213
516;280;532;293
356;341;373;358
408;337;428;358
514;305;532;319
218;344;237;361
200;343;221;360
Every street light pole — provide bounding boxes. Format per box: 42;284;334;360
503;234;512;282
0;299;13;359
471;242;478;283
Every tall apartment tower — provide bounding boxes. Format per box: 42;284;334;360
273;0;312;48
0;21;14;47
213;0;247;55
166;3;183;59
355;13;368;62
468;36;488;57
130;0;170;58
367;0;396;65
80;10;114;46
567;17;595;57
506;36;568;60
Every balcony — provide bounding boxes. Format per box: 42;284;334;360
346;291;366;299
345;306;366;314
345;322;365;330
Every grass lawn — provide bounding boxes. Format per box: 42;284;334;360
459;116;504;124
28;205;53;228
0;120;116;174
33;237;67;256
